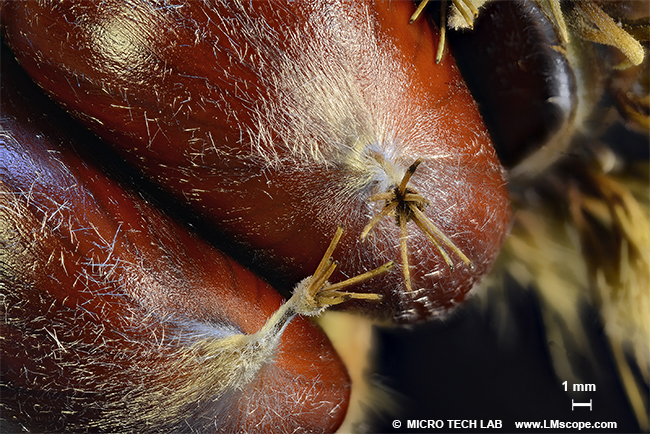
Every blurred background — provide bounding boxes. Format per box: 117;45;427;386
368;1;649;432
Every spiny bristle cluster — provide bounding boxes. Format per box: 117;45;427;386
289;226;391;316
361;159;473;292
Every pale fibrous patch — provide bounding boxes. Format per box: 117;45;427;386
141;226;387;428
119;226;388;430
1;174;389;433
218;1;434;176
207;1;472;298
360;159;473;292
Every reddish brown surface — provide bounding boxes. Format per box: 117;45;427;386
0;46;348;433
2;0;510;323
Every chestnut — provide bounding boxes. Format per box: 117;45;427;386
2;0;511;323
1;44;353;433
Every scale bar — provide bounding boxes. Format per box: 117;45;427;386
572;399;593;411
